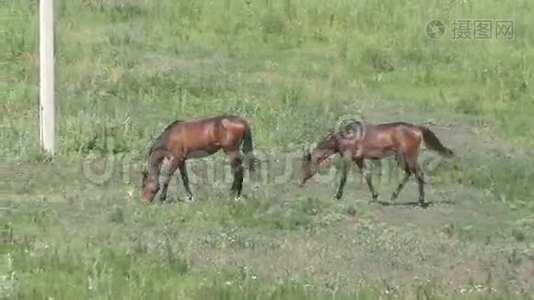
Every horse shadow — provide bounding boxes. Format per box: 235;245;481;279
374;199;456;208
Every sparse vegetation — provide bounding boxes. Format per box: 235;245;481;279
2;0;533;298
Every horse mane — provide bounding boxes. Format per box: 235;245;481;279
306;119;363;153
316;131;337;149
337;119;363;138
339;119;361;131
148;120;183;155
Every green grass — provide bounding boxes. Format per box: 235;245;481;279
2;0;534;298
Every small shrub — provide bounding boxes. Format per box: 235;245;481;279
511;227;526;242
454;97;482;115
108;206;124;224
346;205;357;217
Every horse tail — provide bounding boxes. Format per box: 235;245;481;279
418;126;454;157
242;122;256;179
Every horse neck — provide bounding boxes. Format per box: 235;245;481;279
147;150;166;179
313;136;338;159
323;134;340;150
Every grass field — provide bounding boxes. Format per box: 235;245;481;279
2;0;534;299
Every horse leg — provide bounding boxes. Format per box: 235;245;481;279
355;158;378;202
159;157;179;202
372;158;382;185
414;162;426;207
178;160;194;201
335;158;350;200
225;149;244;197
363;159;379;185
391;169;411;201
391;152;420;203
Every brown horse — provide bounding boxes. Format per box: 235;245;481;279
141;115;256;203
299;120;454;207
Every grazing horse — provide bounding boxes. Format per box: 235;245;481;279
141;115;256;203
299;120;454;207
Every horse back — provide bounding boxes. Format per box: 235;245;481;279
163;115;248;156
359;122;421;152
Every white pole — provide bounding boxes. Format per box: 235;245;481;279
40;0;55;155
